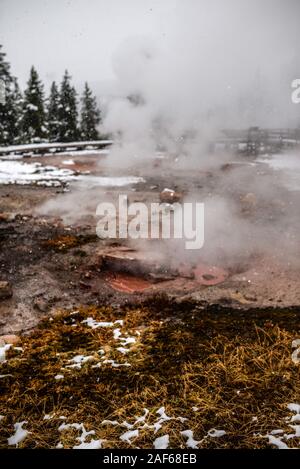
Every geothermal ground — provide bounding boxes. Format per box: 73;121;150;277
0;148;300;449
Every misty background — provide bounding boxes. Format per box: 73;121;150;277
1;0;299;268
1;0;300;134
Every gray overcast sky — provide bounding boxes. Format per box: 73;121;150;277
0;0;172;90
1;0;300;105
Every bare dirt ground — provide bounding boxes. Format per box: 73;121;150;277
0;154;300;335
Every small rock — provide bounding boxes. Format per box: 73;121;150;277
33;297;49;312
0;213;15;222
0;281;13;300
159;188;183;204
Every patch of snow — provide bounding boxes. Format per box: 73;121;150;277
117;347;130;354
270;429;284;435
58;422;82;432
0;344;12;362
162;188;174;193
152;419;165;434
73;439;103;449
181;430;200;449
7;421;29;446
120;429;139;444
287;403;300;423
207;429;226;438
65;354;94;369
288;425;300;438
58;421;101;448
81;317;123;329
0;160;75;186
102;359;131;368
156;406;171;421
113;328;122;340
134;409;149;426
121;421;134;429
26;103;38;111
55;374;64;380
76;175;145;188
266;435;289;449
62;160;75;165
120;337;136;346
153;434;169;449
76;426;95;444
177;416;188;423
101;419;119;426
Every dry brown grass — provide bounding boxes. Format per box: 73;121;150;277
41;233;97;252
0;299;300;449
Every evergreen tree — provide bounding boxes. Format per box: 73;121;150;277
47;81;60;141
0;44;13;144
22;66;46;143
58;71;79;142
0;44;11;80
5;78;24;144
80;82;101;140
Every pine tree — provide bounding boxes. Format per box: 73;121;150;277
58;71;79;142
47;81;60;141
0;44;13;144
80;82;101;140
5;78;24;144
22;66;46;143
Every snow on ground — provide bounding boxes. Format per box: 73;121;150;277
7;421;29;446
154;434;169;449
76;175;145;187
58;421;104;449
29;401;229;449
54;374;64;380
59;315;139;371
0;160;75;186
265;403;300;448
181;430;200;449
62;159;75;165
0;344;11;362
82;317;123;329
120;429;139;444
207;429;227;438
73;439;103;449
102;359;131;368
0;159;145;187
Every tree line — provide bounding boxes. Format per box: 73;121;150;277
0;44;101;146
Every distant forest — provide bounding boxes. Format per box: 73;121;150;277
0;44;101;146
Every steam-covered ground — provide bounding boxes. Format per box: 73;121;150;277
0;148;300;448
